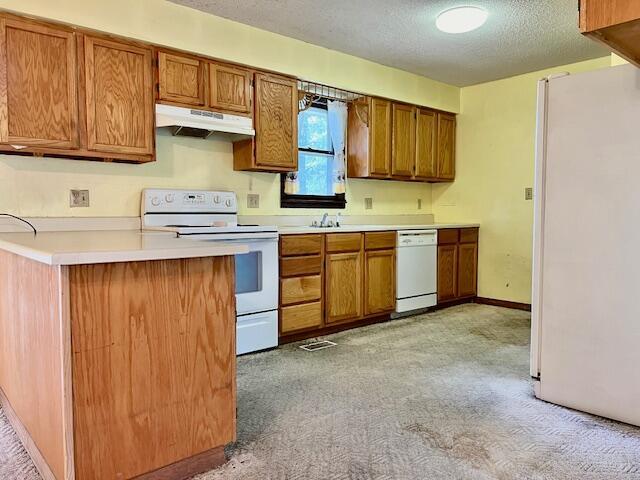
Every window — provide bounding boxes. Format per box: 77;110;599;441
280;99;346;209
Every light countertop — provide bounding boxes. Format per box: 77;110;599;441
277;223;479;235
0;230;248;266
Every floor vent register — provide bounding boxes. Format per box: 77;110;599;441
299;340;337;352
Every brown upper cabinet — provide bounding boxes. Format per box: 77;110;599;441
157;51;252;115
435;112;456;181
0;17;79;149
233;72;298;172
208;63;252;114
0;13;155;163
369;98;392;177
348;96;456;182
579;0;640;66
391;103;416;178
415;108;437;179
83;35;154;156
347;97;391;178
157;51;206;106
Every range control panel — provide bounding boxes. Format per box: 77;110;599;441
142;189;237;214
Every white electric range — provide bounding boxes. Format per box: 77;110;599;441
142;188;279;355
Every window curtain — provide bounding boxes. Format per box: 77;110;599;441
327;100;348;194
283;171;299;195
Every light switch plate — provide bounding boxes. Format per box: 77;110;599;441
247;193;260;209
525;187;533;201
70;189;89;208
364;197;373;210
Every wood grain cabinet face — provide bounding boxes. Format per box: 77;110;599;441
364;249;396;315
437;228;478;303
253;72;297;170
281;301;322;333
157;51;205;106
436;112;456;180
208;63;252;114
280;275;321;306
437;244;458;302
70;257;236;479
457;242;478;298
369;98;392;177
415;108;437;179
84;35;154;156
391;103;416;178
0;17;79;148
325;252;363;324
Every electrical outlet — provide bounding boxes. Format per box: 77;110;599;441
247;193;260;209
364;197;373;210
417;198;422;210
524;187;533;201
70;189;89;208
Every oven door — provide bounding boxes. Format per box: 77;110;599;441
233;237;279;315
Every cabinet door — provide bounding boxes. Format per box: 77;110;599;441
325;252;362;324
369;98;391;176
157;51;205;106
437;244;458;302
84;35;154;155
436;112;456;180
391;103;416;178
0;17;78;148
457;242;478;298
254;72;297;169
364;249;396;315
208;63;252;114
415;108;436;179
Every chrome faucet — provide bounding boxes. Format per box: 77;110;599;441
319;212;329;227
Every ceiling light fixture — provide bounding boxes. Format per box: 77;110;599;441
436;6;488;34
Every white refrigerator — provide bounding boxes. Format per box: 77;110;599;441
531;64;640;427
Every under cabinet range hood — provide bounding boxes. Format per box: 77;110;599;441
155;104;255;139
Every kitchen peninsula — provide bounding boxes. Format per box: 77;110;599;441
0;231;246;480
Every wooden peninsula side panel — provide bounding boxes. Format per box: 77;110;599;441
0;252;237;480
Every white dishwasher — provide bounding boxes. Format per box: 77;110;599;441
396;230;438;313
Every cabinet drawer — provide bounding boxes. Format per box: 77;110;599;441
280;255;322;277
438;228;459;245
326;233;362;253
280;234;323;256
364;231;396;250
281;301;322;333
459;228;479;244
280;275;321;306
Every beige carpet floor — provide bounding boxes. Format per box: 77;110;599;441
2;304;639;479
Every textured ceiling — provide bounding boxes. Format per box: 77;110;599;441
169;0;608;87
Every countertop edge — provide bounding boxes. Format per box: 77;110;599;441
277;223;480;235
0;237;248;266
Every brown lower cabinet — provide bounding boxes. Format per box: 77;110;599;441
279;231;396;341
437;228;478;303
325;251;363;324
